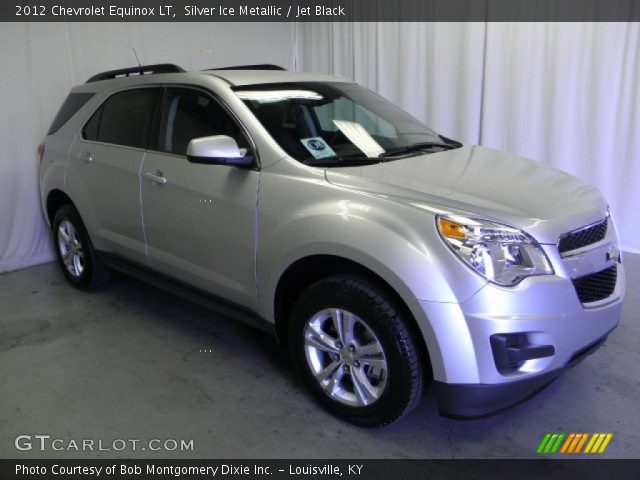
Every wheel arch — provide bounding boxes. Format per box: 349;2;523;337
46;189;75;225
273;254;433;380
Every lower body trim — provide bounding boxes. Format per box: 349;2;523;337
434;331;611;418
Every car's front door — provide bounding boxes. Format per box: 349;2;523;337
140;87;259;310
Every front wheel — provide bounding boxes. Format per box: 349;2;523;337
289;275;424;427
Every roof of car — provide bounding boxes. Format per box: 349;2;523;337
80;64;353;91
205;69;351;86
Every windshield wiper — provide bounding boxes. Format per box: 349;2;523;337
439;135;463;147
378;142;457;158
303;153;382;167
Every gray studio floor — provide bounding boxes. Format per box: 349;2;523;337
1;254;638;459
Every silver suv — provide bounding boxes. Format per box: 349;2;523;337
39;64;624;426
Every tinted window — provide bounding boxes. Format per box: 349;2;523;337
96;89;157;149
48;92;95;135
159;88;248;156
82;105;102;141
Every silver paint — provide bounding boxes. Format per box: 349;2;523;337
39;69;625;394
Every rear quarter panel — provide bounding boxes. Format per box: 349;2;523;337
39;133;76;225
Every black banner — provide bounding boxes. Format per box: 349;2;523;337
4;0;640;22
2;459;640;480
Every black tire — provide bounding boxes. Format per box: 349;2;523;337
289;274;424;427
52;204;111;290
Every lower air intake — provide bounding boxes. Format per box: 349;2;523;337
572;265;617;304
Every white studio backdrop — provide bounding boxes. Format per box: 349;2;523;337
1;22;639;274
0;22;295;273
296;22;640;253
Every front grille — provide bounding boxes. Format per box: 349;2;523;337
572;265;617;303
558;217;608;254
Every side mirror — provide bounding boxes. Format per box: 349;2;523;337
186;135;254;168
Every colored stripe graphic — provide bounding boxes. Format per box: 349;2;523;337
574;433;589;453
585;433;613;453
550;434;565;453
560;433;575;453
598;433;613;453
538;433;612;454
537;434;552;454
584;433;598;453
544;434;559;453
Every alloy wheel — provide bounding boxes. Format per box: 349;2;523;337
303;308;388;407
57;219;85;278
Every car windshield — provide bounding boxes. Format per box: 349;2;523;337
234;82;460;166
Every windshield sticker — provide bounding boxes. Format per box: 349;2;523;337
300;137;337;159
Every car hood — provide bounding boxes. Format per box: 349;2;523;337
324;145;607;244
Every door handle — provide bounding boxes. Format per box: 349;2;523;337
143;171;167;185
76;151;93;163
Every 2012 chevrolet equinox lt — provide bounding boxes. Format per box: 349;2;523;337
39;64;625;426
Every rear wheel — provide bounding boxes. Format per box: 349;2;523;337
289;274;424;427
52;204;111;290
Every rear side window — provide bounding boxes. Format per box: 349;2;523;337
82;105;102;141
48;92;95;135
82;88;158;149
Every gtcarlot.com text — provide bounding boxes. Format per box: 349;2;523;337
14;434;194;452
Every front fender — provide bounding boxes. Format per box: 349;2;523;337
258;160;486;314
259;212;445;320
257;161;487;381
257;207;479;384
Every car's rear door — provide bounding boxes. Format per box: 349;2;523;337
140;86;259;310
67;87;160;264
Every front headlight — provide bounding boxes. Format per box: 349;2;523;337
436;214;554;286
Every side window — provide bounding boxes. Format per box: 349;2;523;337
82;105;102;141
159;88;248;156
48;92;96;136
83;88;157;148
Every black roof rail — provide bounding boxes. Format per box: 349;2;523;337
207;64;286;71
86;63;185;83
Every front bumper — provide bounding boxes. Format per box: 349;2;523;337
434;329;611;417
415;255;624;417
